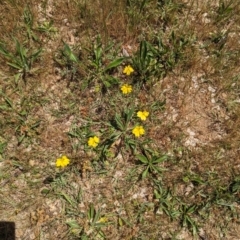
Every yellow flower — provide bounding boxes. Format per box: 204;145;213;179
137;110;149;121
88;136;100;148
121;84;132;94
132;126;145;137
123;65;134;75
55;155;70;168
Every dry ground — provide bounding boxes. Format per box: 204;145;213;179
0;0;240;239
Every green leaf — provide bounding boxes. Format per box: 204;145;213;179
17;134;25;144
95;46;102;62
0;142;7;154
150;165;163;174
7;62;23;70
108;132;122;141
40;188;50;194
14;73;22;83
103;80;111;88
93;210;101;225
139;0;147;13
186;205;197;214
125;107;134;124
66;220;82;229
4;96;13;109
59;192;76;206
15;40;27;64
94;38;103;66
104;57;124;71
125;138;137;150
0;105;9;110
154;189;161;199
152;155;168;164
115;114;124;131
140;40;147;62
0;44;11;58
88;203;95;220
31;48;42;61
63;42;78;63
136;154;148;164
231;181;240;193
12;160;24;169
104;75;119;86
142;167;149;179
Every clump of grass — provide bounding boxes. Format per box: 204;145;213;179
0;39;42;82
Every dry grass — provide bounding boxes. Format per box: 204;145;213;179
0;0;240;239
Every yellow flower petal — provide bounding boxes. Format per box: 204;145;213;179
137;110;149;121
121;84;132;94
55;155;70;168
93;136;100;143
132;126;145;137
88;136;100;148
123;65;134;75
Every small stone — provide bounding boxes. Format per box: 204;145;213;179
29;160;35;166
208;86;216;93
211;98;216;104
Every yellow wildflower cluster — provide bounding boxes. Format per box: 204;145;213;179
88;136;100;148
121;84;132;94
137;110;149;121
123;65;134;75
132;125;145;137
55;155;70;168
54;64;150;172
